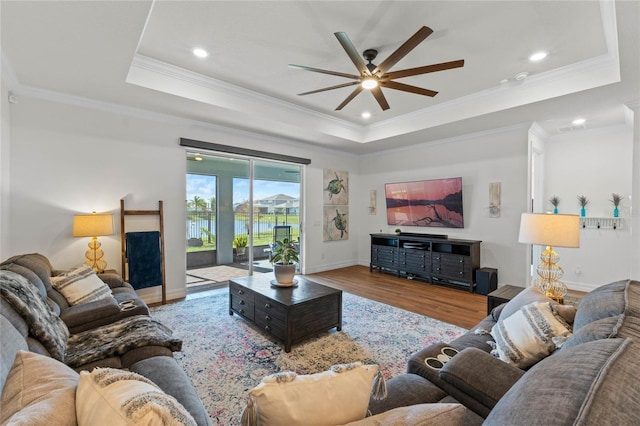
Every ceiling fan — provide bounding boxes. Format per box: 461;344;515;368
289;26;464;111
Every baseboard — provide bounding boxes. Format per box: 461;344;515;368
137;286;187;305
304;260;360;274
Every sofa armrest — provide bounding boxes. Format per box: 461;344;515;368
60;297;121;330
438;347;524;417
98;273;133;290
131;356;213;426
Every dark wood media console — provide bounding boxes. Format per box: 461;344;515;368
370;233;481;292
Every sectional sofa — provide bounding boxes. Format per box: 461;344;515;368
0;253;212;425
365;279;640;425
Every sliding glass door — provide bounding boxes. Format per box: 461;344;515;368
186;152;301;282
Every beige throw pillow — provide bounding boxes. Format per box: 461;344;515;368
0;350;78;425
342;403;470;426
491;301;572;368
76;367;197;426
51;266;112;305
243;362;381;426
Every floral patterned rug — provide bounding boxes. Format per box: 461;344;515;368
151;288;466;425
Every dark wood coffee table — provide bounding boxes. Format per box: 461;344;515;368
229;275;342;352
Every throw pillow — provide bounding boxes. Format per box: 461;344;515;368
341;403;471;426
51;266;112;306
241;362;383;426
491;301;572;368
0;350;78;425
76;367;197;426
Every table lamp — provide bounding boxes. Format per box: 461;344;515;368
518;213;580;303
73;212;114;273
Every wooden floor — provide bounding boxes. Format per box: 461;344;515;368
307;265;487;329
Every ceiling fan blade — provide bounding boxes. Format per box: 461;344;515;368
382;60;465;80
372;26;433;75
382;80;438;97
370;86;390;111
335;86;364;110
297;81;361;96
334;32;370;75
289;64;360;80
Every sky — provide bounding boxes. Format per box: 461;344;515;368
186;174;299;205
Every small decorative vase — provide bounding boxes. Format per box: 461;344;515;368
614;207;619;218
580;207;586;217
553;207;558;214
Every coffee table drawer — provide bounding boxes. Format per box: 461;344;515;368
230;297;254;320
255;308;285;340
255;294;286;321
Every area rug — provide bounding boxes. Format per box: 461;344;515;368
151;289;466;425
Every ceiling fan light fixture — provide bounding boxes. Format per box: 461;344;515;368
361;78;378;90
361;112;371;119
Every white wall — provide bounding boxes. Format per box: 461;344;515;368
6;94;360;303
355;125;531;286
542;122;634;291
0;74;10;260
4;91;638;302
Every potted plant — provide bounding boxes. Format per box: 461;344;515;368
233;234;248;256
394;228;402;235
549;195;560;214
610;193;622;218
271;238;299;285
577;195;589;217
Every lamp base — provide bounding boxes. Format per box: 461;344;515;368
534;245;568;304
84;237;107;273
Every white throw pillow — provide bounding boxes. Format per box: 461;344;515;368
242;362;381;426
51;266;112;305
76;367;197;426
491;301;572;368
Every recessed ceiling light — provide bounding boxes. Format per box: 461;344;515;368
361;112;371;119
515;72;529;81
192;48;208;58
529;51;548;62
572;118;586;126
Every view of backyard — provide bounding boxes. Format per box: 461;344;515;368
186;174;300;253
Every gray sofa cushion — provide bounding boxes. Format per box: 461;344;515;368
561;316;621;350
438;347;524;417
484;338;631;425
131;356;213;426
368;373;448;416
573;279;628;332
0;316;28;393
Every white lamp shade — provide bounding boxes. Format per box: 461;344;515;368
518;213;580;248
73;214;114;237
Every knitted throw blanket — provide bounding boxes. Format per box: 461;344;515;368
65;315;182;368
0;269;69;361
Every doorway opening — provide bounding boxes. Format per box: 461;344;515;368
186;153;302;291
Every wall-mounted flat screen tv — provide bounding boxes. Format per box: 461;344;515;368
385;177;464;228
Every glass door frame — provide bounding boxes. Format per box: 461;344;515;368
186;150;303;276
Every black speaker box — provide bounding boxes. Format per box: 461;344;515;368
476;267;498;295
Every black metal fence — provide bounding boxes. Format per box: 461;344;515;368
186;211;299;245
